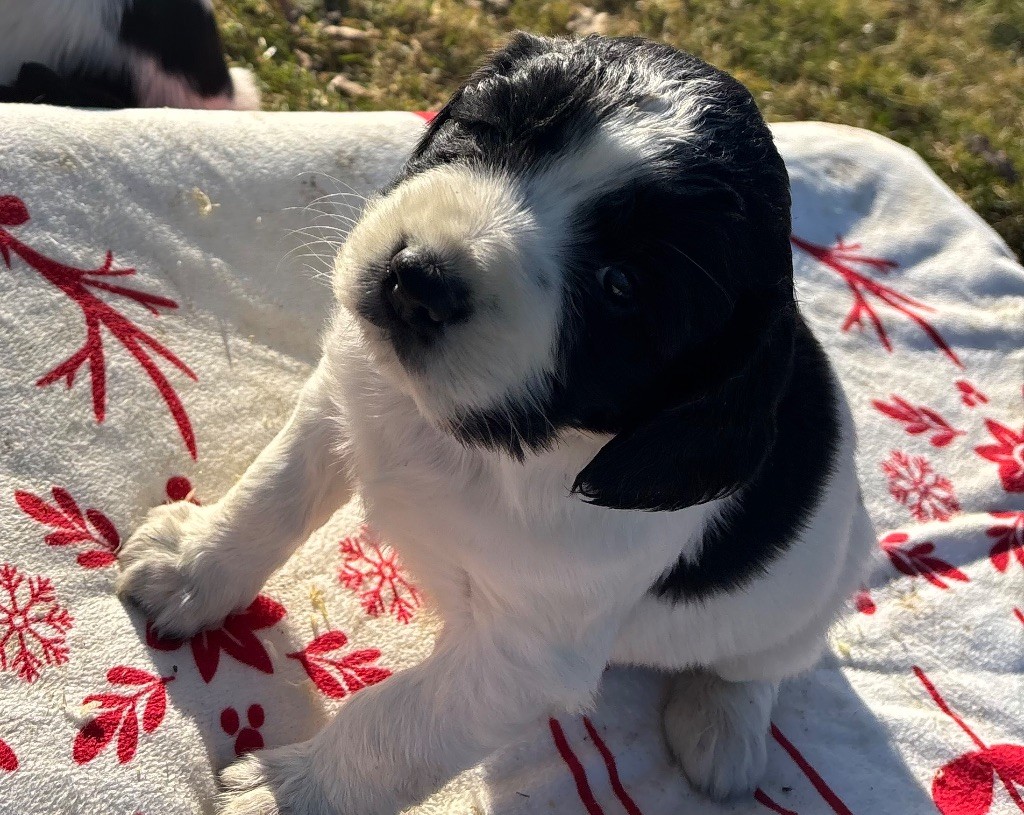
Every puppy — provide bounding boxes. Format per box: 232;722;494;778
0;0;258;109
117;33;875;814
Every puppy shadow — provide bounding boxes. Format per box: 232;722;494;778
123;608;331;779
482;657;934;814
862;511;1018;597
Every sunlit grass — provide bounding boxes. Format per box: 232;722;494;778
217;0;1024;255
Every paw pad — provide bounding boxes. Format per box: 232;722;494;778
220;704;265;756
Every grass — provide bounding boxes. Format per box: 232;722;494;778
216;0;1024;256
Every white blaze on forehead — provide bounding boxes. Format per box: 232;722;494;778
527;75;714;214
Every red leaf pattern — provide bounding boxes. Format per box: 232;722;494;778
791;234;961;366
339;526;420;624
854;586;877;615
880;533;968;589
0;563;73;683
986;512;1024;572
0;737;17;772
916;667;1024;814
287;630;390;700
934;751;996;815
0;195;197;457
955;380;989;408
872;395;964;447
975;420;1024;493
145;595;286;682
164;476;200;504
73;666;173;765
882;450;961;521
15;486;120;569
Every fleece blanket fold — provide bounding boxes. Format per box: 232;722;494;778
0;105;1021;815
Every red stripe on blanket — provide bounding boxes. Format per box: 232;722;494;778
550;718;605;815
414;111;436;122
582;716;643;815
771;723;854;815
755;788;799;815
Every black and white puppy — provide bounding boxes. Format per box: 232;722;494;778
0;0;258;108
117;33;875;815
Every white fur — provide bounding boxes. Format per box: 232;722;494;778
664;672;778;801
336;166;560;421
117;95;875;815
117;322;872;815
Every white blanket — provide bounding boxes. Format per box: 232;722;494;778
0;105;1022;815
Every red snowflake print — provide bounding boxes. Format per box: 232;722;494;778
881;450;961;521
791;234;961;366
956;380;989;408
872;395;964;447
0;737;17;773
975;420;1024;493
339;526;420;623
880;532;968;590
287;630;390;700
915;666;1024;814
0;563;73;683
146;595;286;683
15;485;119;568
0;195;197;457
986;511;1024;573
73;666;172;765
221;704;265;756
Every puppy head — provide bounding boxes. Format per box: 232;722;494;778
336;33;796;510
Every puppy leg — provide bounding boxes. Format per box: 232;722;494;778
217;622;611;815
117;366;352;637
664;669;777;801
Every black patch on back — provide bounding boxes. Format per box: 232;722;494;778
651;319;841;601
119;0;232;97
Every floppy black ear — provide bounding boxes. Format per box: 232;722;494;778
572;292;797;511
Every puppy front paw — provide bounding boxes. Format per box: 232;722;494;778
116;501;253;638
664;671;777;802
218;744;332;815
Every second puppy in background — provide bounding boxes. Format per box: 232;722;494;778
0;0;259;109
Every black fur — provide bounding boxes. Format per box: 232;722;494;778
119;0;232;98
652;320;841;600
0;62;134;107
390;34;842;597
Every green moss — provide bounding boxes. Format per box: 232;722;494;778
215;0;1024;255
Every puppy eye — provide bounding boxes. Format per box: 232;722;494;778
598;266;634;302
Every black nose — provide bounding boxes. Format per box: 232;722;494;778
385;247;469;328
